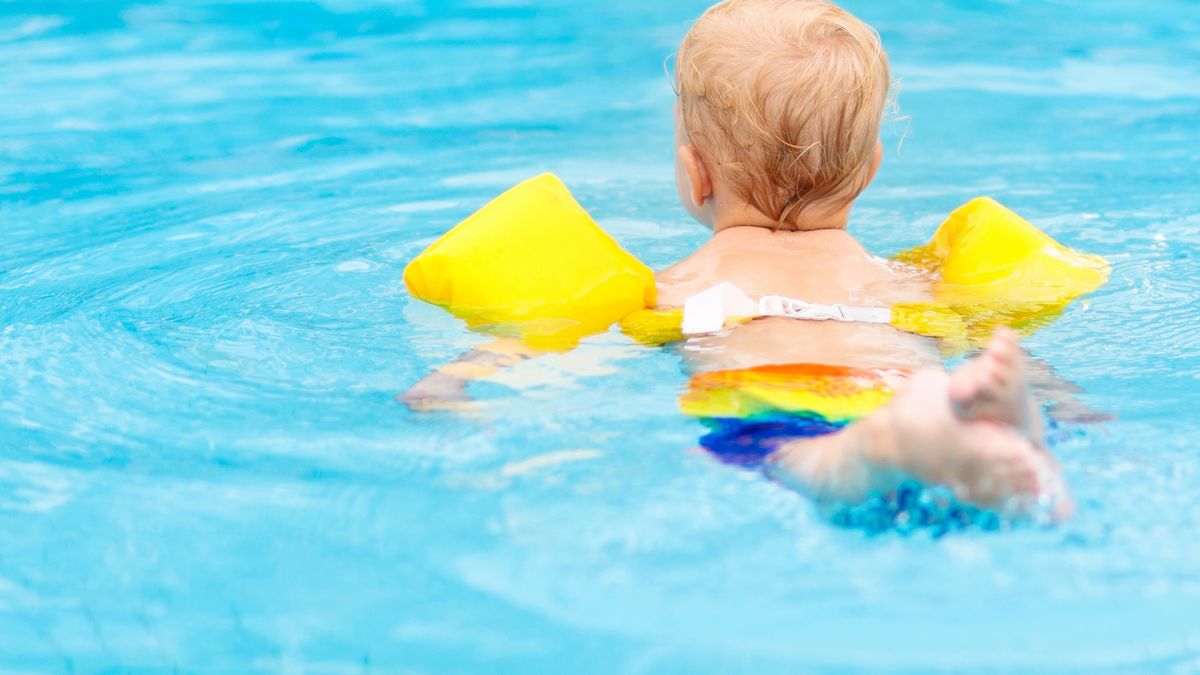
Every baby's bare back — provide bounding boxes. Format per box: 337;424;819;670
656;228;939;372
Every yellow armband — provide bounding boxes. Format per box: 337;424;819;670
404;174;656;350
895;197;1110;346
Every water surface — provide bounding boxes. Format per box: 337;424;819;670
1;0;1199;671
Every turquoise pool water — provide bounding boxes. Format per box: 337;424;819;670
2;0;1199;671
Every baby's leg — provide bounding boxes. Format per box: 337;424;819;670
768;331;1070;517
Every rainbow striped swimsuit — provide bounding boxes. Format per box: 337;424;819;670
680;363;910;466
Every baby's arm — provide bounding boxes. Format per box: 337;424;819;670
398;339;542;412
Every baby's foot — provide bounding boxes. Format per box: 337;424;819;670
869;333;1070;517
870;373;1039;511
948;327;1043;448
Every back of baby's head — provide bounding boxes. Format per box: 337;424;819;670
678;0;889;228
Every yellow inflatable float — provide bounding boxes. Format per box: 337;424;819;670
896;197;1110;341
404;174;1109;350
403;174;656;350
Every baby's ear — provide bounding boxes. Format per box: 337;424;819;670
866;139;883;184
678;144;713;207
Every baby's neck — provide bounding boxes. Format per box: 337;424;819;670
709;196;853;234
710;223;862;251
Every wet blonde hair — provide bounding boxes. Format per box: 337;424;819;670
677;0;890;228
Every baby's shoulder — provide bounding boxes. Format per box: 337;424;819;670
654;251;717;307
656;240;929;308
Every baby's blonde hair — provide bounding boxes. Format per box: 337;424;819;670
677;0;890;228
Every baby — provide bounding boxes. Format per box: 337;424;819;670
660;0;1064;515
403;0;1070;518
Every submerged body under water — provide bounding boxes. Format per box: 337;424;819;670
2;0;1199;671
